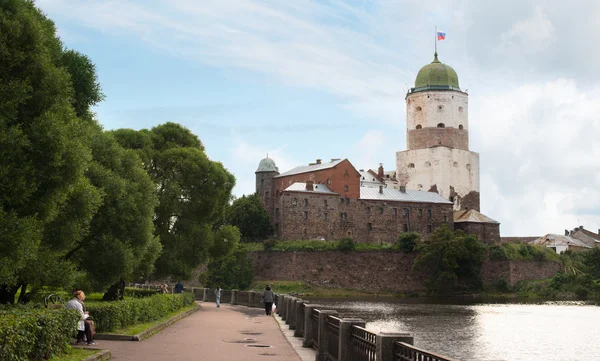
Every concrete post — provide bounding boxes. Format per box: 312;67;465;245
338;319;366;361
302;305;317;348
202;288;208;302
316;310;338;361
281;295;287;321
285;297;294;325
231;290;238;305
248;292;255;307
288;297;297;329
376;333;414;361
276;295;283;315
294;300;307;337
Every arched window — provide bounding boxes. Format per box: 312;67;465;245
260;179;264;187
466;164;472;170
417;184;423;189
459;124;464;130
437;123;445;128
416;124;422;129
416;106;422;111
327;178;331;185
453;161;458;167
408;163;415;168
425;161;431;167
459;106;464;112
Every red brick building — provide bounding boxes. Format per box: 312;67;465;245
256;157;460;243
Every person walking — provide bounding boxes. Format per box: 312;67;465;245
215;284;222;308
262;284;274;316
175;281;184;294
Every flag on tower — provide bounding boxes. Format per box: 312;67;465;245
437;30;446;41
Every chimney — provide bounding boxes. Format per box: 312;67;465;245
400;185;406;193
379;185;383;194
306;181;314;191
378;163;384;178
598;229;600;236
580;225;584;230
359;169;364;172
565;229;569;236
316;159;322;164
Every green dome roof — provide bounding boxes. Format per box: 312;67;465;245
413;53;460;92
256;156;279;173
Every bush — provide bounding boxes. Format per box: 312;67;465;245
263;239;277;252
85;292;195;332
0;306;80;361
488;244;509;261
396;232;420;253
336;238;355;252
124;287;159;298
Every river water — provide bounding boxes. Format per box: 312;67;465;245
307;297;600;361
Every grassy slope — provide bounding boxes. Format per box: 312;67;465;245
49;347;97;361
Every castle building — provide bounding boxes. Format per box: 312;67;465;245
255;53;500;244
396;53;479;212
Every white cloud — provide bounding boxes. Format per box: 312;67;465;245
496;7;555;53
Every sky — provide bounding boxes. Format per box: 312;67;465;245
36;0;600;236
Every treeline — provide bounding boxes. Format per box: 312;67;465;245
0;0;238;303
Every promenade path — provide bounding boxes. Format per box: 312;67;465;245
97;302;307;361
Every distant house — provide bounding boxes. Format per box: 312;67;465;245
530;234;592;254
569;226;600;248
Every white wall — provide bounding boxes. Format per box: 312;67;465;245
406;90;468;131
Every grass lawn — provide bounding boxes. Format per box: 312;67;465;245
107;304;199;336
251;280;393;298
49;347;97;361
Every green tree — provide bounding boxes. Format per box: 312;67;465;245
113;123;235;280
396;232;420;253
225;193;272;242
0;0;100;303
413;224;486;292
202;245;254;291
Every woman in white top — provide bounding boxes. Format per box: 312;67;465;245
215;285;222;308
66;290;95;345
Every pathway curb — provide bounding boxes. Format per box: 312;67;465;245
95;304;201;341
76;348;111;361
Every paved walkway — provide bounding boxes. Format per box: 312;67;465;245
96;302;309;361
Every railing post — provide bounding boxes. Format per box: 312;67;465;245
285;297;296;330
338;318;366;361
292;299;304;334
202;288;208;302
248;291;255;307
231;290;238;305
315;310;338;361
302;305;317;347
376;333;414;361
281;295;287;320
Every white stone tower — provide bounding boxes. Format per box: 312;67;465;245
396;53;480;211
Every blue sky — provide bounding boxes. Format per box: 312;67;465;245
37;0;600;236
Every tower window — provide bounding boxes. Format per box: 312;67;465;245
304;199;309;206
367;223;373;231
393;208;398;216
453;161;458;167
344;185;349;192
403;224;409;232
324;199;328;207
292;198;297;205
261;179;264;187
437;105;443;111
304;211;308;220
416;106;422;111
425;161;431;167
275;208;279;216
459;124;464;130
427;225;433;233
324;213;328;221
437;123;445;128
377;207;383;214
466;164;472;170
327;178;331;185
418;209;423;217
416;124;422;129
444;215;448;222
459;106;464;112
408;163;415;168
402;208;408;216
427;209;432;219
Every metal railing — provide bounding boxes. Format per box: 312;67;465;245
394;342;459;361
326;315;341;361
351;325;377;361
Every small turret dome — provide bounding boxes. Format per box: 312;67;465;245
256;156;278;173
414;53;460;92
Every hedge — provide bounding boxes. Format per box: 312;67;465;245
0;306;79;361
124;287;159;298
86;292;195;332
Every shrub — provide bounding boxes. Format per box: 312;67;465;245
494;279;511;293
396;232;420;253
0;306;80;361
85;292;195;332
336;238;355;252
488;244;509;261
124;287;159;298
263;239;277;252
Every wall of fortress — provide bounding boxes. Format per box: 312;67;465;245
250;251;561;292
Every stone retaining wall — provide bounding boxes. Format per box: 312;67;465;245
250;251;561;292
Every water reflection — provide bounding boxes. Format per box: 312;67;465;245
307;298;600;361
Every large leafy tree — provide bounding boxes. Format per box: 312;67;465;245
413;224;486;292
225;193;272;242
113;123;236;280
0;0;101;303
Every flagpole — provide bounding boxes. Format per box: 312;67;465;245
434;26;437;54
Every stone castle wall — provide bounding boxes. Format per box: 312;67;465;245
250;251;561;292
